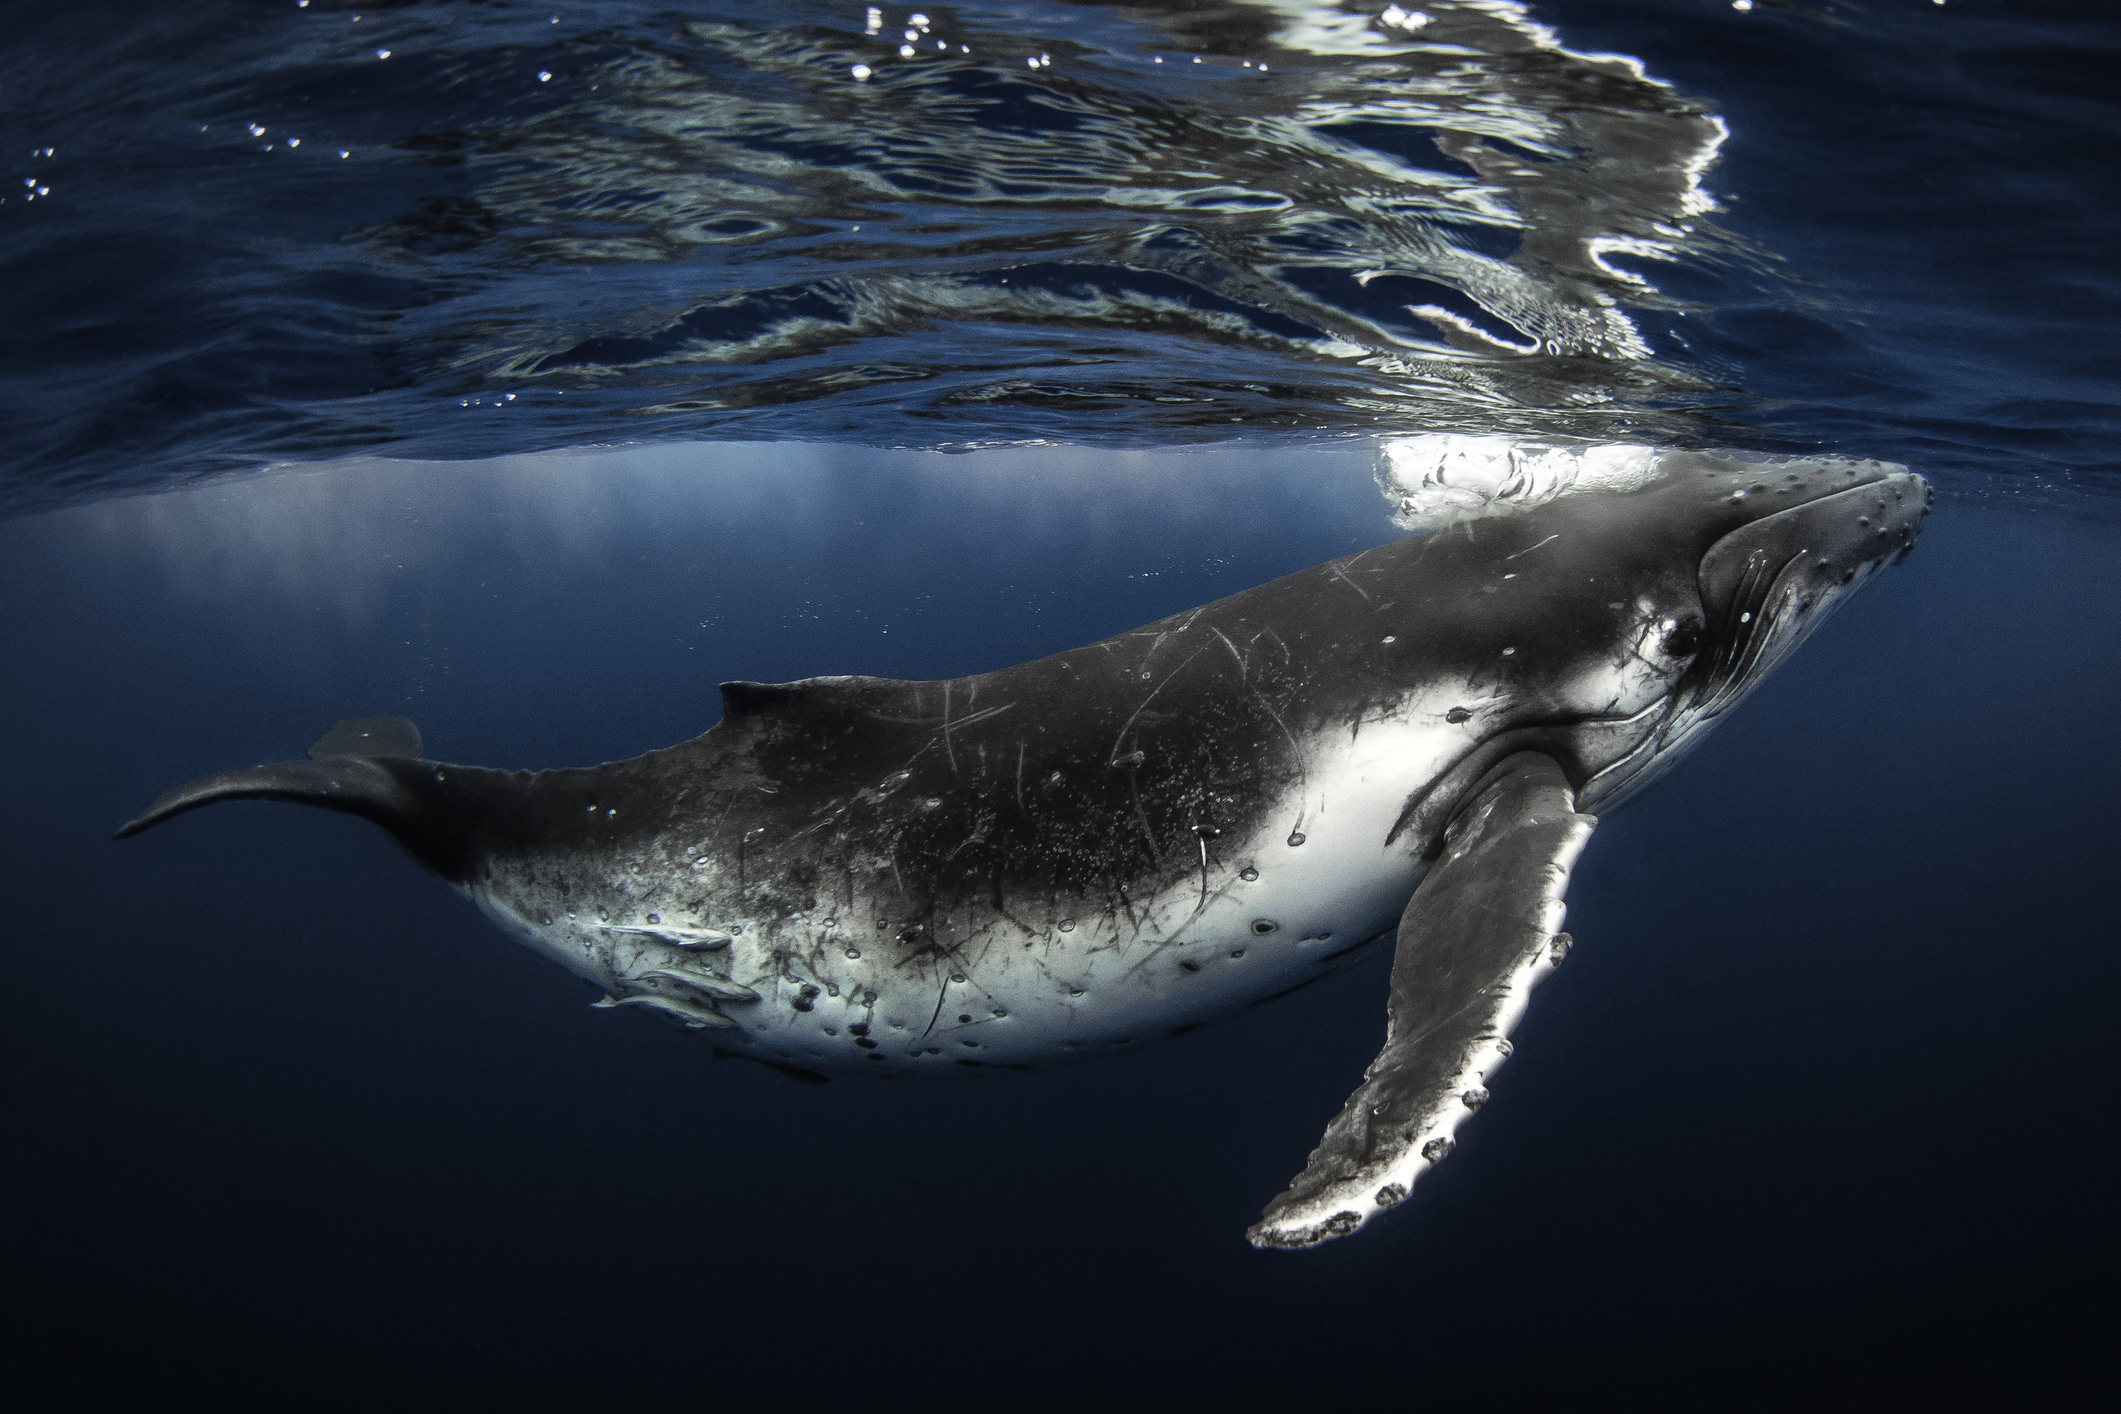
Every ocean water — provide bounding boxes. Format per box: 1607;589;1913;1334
2;0;2114;1402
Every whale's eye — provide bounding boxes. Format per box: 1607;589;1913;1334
1662;614;1705;659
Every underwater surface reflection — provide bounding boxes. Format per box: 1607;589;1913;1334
9;0;2111;508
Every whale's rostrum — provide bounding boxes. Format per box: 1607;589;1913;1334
117;450;1929;1248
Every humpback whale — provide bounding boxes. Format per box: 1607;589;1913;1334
118;452;1928;1248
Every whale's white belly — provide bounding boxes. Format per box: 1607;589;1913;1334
476;709;1470;1075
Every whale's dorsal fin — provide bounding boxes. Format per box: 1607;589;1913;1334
309;715;424;760
1249;751;1596;1249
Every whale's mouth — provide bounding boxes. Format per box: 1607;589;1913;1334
1624;473;1929;791
1570;544;1811;812
1683;540;1809;729
1584;471;1928;813
1687;476;1926;723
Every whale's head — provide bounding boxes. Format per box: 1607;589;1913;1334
1556;453;1931;814
1389;452;1929;851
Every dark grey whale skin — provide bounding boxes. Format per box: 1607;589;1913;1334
117;454;1926;1101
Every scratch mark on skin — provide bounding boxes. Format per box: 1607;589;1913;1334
942;823;991;863
1327;561;1374;603
709;788;740;836
1505;533;1560;560
788;810;846;841
923;972;950;1038
1125;765;1164;867
952;704;1017;731
1251;687;1308;793
1114;885;1146;940
1015;742;1025;807
941;682;958;777
1211;626;1248;676
895;737;940;780
1194;828;1212;913
1108;645;1209;766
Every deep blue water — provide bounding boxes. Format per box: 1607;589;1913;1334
3;0;2116;1403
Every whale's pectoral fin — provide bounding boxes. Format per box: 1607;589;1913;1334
113;717;428;840
1248;750;1595;1250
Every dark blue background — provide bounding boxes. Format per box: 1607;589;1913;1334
2;446;2114;1403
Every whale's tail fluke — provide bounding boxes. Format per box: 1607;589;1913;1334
115;715;432;844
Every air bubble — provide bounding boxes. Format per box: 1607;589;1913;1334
845;947;861;959
1057;918;1075;932
646;913;660;925
1287;831;1306;847
1239;867;1259;881
1069;988;1084;997
949;972;965;984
